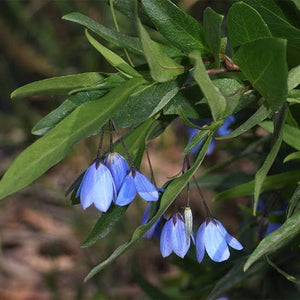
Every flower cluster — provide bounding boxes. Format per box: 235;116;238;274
76;152;159;212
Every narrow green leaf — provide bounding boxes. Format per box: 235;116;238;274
0;78;146;200
253;106;287;215
85;30;141;78
141;0;208;54
234;38;288;111
287;185;300;218
137;19;183;82
217;104;271;140
11;72;104;100
213;170;300;202
183;129;209;155
288;65;300;91
228;2;271;49
244;210;300;271
190;51;227;121
260;121;300;150
84;134;213;281
284;151;300;163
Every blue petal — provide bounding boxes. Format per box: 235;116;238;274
172;216;190;258
144;219;161;239
141;203;151;225
91;163;116;212
115;171;136;206
216;220;243;250
265;223;281;236
217;115;235;136
134;171;159;201
206;138;216;155
105;152;129;193
195;222;206;263
160;218;173;257
79;163;97;210
204;220;230;262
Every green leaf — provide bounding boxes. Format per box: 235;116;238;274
217;103;271;140
288;65;300;91
213;170;300;201
183;129;209;155
228;2;271;49
287;185;300;218
0;77;146;200
284;151;300;163
84;134;213;281
203;7;223;67
11;72;104;100
253;106;287;215
137;19;184;82
190;51;227;121
141;0;208;54
244;210;300;271
234;38;288;111
32;90;107;135
259;121;300;150
85;30;141;78
114;80;180;128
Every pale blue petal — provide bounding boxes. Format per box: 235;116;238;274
144;219;161;239
195;222;206;263
79;163;97;210
115;172;136;206
216;220;243;250
134;171;159;201
92;163;116;212
141;203;151;225
172;216;190;258
204;221;230;262
105;152;129;193
206;138;216;155
160;218;173;257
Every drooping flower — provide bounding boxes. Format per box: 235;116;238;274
160;213;194;258
104;152;129;193
76;160;116;212
195;218;243;263
141;203;162;239
115;168;159;206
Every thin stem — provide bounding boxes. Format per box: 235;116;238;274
109;0;134;67
109;120;114;153
206;68;227;75
193;176;211;217
96;125;107;162
146;148;157;186
110;119;135;168
186;182;190;207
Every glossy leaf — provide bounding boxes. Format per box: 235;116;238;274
228;2;271;49
141;0;208;54
213;170;300;202
288;65;300;91
234;38;288;111
203;7;223;66
137;19;183;82
11;72;104;100
244;210;300;271
217;104;271;140
0;78;146;200
84;134;213;281
284;151;300;163
190;51;226;121
85;30;141;78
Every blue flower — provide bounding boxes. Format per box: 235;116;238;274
115;169;159;206
186;115;235;155
104;152;129;193
141;203;162;239
160;213;194;258
195;218;243;263
76;160;116;212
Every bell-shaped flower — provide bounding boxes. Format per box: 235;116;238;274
141;203;163;239
104;152;129;193
160;213;193;258
196;218;243;263
76;160;116;212
115;169;159;206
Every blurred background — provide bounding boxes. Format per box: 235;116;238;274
1;1;294;299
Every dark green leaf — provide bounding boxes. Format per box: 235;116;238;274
84;134;213;281
244;210;300;271
288;65;300;91
183;129;209;155
203;7;223;67
141;0;208;54
213;170;300;201
190;51;227;121
234;38;288;110
11;72;104;100
228;2;271;49
217;104;271;140
287;185;300;218
0;78;146;200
